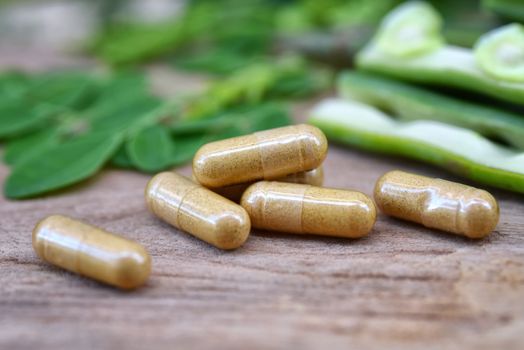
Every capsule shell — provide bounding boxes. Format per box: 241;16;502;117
193;124;328;188
32;215;151;289
145;172;250;249
208;166;325;202
374;170;499;238
241;182;376;238
282;165;324;186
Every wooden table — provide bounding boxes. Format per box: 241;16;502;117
1;68;523;350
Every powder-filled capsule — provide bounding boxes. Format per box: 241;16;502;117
374;170;499;238
208;166;325;202
145;172;250;249
282;166;324;186
241;182;376;238
193;124;328;188
32;215;151;289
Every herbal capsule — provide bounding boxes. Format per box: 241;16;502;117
282;166;324;186
374;170;499;238
241;182;376;238
193;124;328;188
209;166;325;202
32;215;151;289
145;172;250;249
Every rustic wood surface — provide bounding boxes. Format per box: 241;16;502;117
1;58;524;350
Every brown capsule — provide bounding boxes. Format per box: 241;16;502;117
241;182;376;238
208;166;325;202
282;165;324;186
374;170;499;238
145;172;250;249
193;124;328;188
32;215;151;289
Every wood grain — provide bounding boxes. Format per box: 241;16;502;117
0;62;523;349
1;127;524;350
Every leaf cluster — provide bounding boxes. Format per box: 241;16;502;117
0;68;297;199
91;0;402;68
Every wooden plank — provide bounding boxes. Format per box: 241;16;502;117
1;100;523;349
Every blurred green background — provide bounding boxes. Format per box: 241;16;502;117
0;0;522;198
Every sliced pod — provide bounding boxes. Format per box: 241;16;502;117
309;98;524;194
375;1;444;58
357;4;524;105
337;70;524;150
475;23;524;83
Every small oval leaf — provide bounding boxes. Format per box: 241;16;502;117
3;127;60;165
4;131;122;199
127;125;175;172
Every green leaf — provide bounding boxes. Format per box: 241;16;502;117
0;99;60;138
173;103;291;135
82;71;160;132
91;1;274;66
0;72;98;139
126;125;176;172
88;96;162;133
110;144;134;169
268;68;331;99
0;71;28;99
170;134;212;166
92;21;189;66
173;49;260;75
185;56;328;119
4;131;123;199
169;103;292;166
3;127;60;165
224;103;291;134
96;70;150;103
25;71;97;109
484;0;524;22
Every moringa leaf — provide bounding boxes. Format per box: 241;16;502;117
231;103;291;133
4;131;123;199
111;144;134;169
0;71;29;99
184;56;329;119
0;99;63;139
127;125;176;172
88;96;162;133
168;103;292;166
82;71;160;132
173;48;261;75
0;71;98;139
83;92;156;122
268;68;331;98
95;70;150;105
100;70;148;92
3;127;60;166
92;21;188;66
25;71;98;109
172;103;291;135
170;134;212;166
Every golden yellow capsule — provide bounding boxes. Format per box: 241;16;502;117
282;165;324;186
374;170;499;238
32;215;151;289
145;172;250;249
208;166;325;202
241;182;376;238
193;124;328;188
